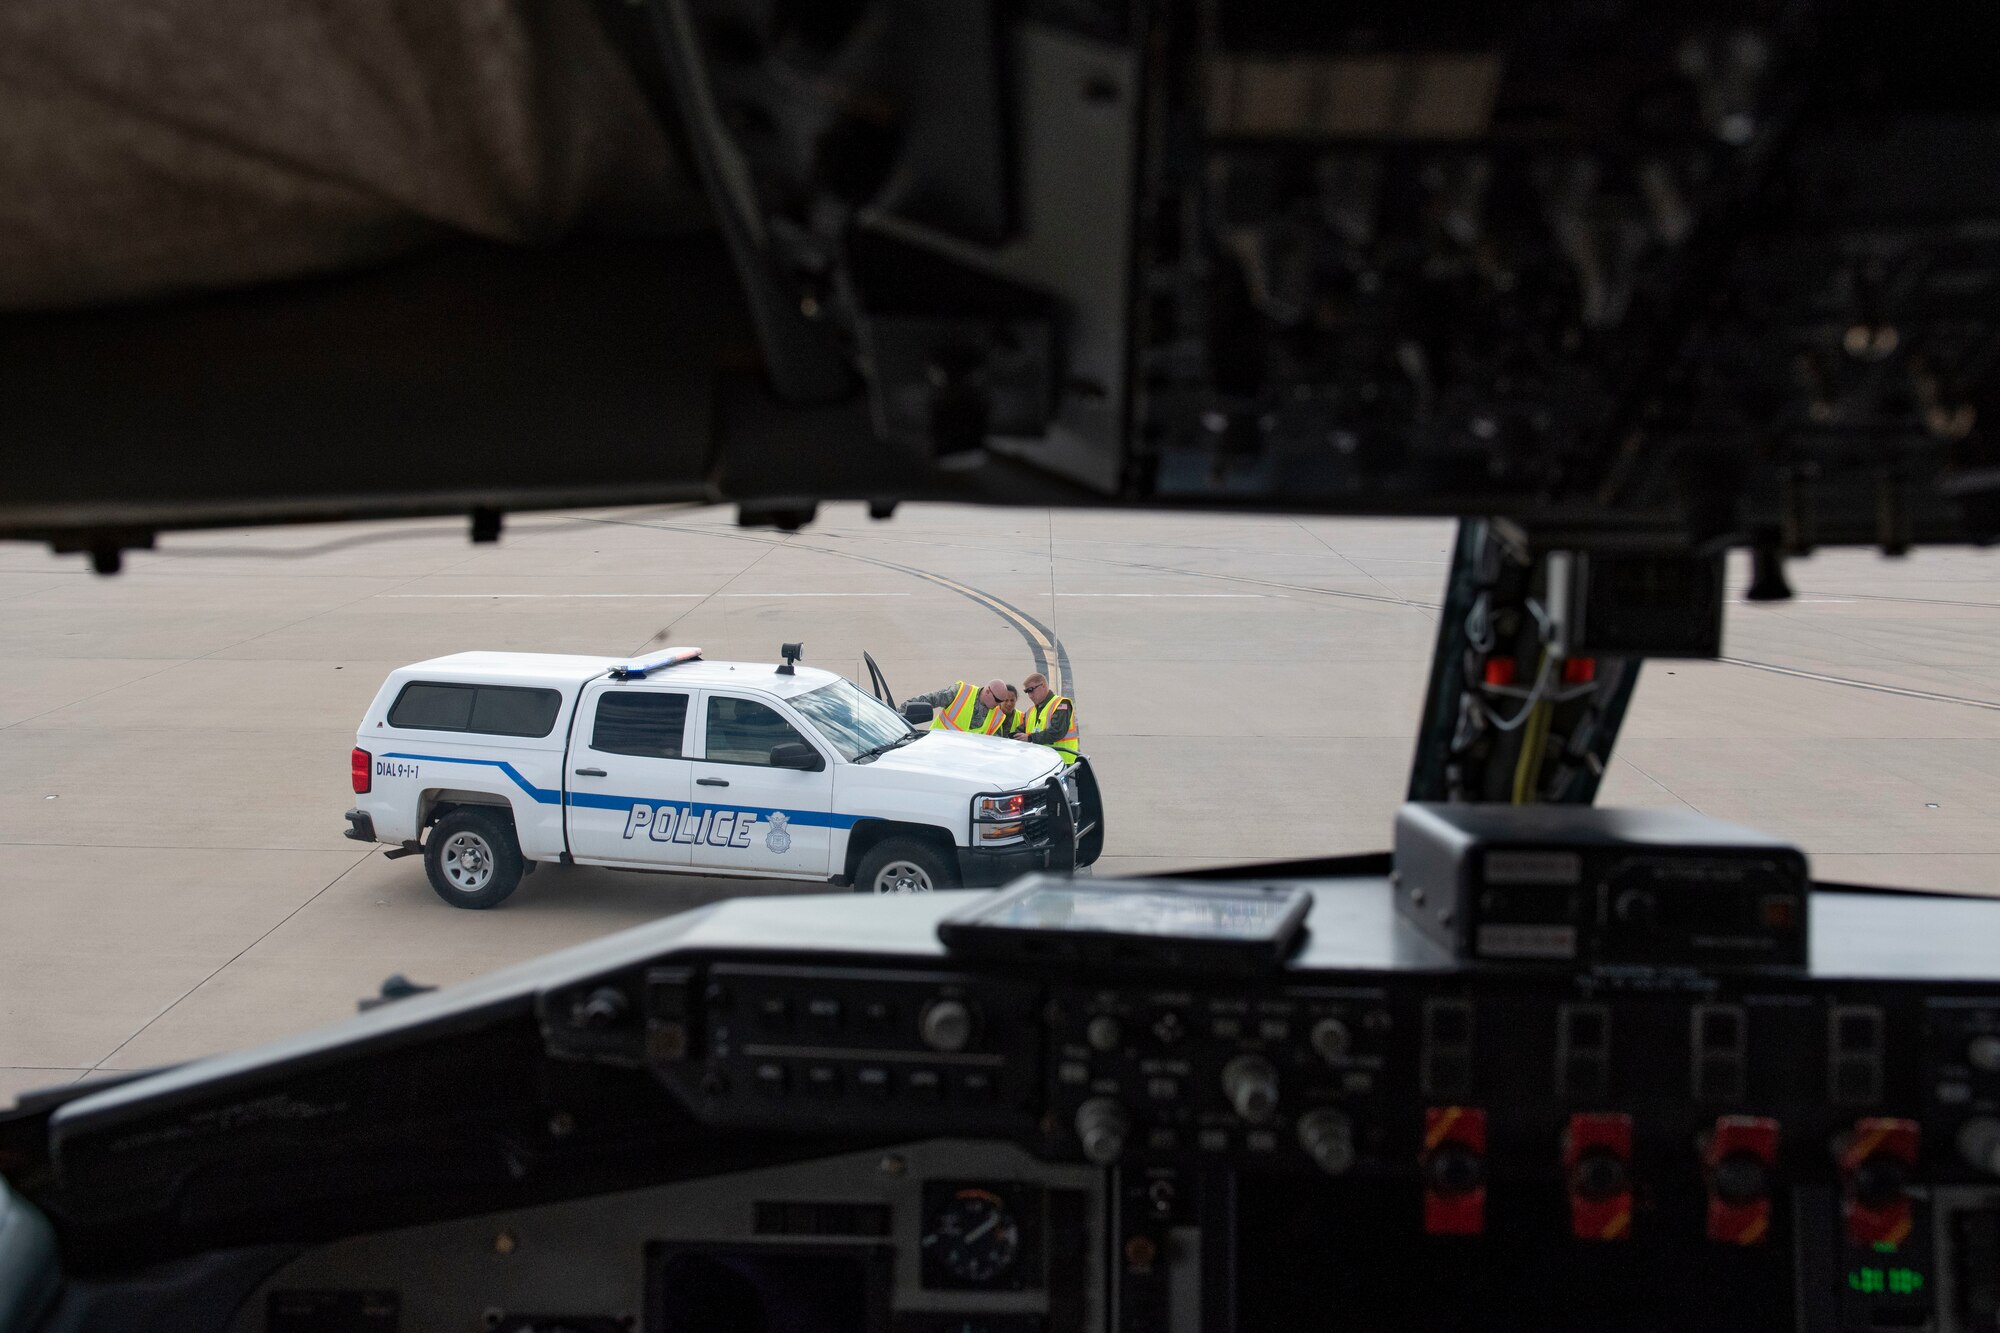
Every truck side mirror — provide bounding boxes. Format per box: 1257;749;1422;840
769;741;824;772
903;703;934;724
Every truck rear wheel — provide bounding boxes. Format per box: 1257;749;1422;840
856;837;958;894
424;808;524;909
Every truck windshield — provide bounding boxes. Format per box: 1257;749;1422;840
790;679;913;761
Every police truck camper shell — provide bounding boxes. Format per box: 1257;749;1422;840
345;648;1104;906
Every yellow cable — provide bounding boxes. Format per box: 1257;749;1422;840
1510;700;1550;804
1509;651;1553;803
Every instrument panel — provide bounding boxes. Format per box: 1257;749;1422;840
231;1140;1104;1333
21;880;2000;1332
512;884;2000;1330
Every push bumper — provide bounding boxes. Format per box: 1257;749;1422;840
957;842;1068;888
343;809;378;843
959;769;1086;887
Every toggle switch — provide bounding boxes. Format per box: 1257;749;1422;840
1704;1115;1780;1245
1564;1112;1634;1241
1422;1106;1487;1236
1837;1117;1919;1250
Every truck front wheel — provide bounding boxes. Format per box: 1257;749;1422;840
424;808;525;909
856;837;958;895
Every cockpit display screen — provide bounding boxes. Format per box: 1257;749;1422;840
979;882;1299;939
938;876;1312;973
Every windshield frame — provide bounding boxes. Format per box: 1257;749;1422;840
788;678;914;762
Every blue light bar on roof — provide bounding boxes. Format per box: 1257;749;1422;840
608;647;702;680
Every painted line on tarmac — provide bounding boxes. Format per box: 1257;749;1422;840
1826;592;2000;610
909;570;1072;697
808;529;1436;610
573;516;1076;696
1719;658;2000;712
1056;592;1263;598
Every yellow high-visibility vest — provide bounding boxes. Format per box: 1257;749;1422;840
1026;694;1080;765
931;681;979;730
932;682;1007;733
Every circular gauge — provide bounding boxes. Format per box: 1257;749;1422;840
921;1187;1022;1284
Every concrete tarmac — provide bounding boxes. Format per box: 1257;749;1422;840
5;503;2000;1104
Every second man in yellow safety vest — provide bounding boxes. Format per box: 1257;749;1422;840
903;678;1012;734
1012;672;1079;764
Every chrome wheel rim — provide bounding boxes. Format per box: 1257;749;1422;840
873;859;934;894
440;831;495;892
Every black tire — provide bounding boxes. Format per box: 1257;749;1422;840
854;836;959;895
424;807;525;909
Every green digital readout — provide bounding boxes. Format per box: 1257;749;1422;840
1847;1266;1925;1296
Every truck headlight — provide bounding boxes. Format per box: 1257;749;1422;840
973;790;1045;846
975;793;1028;821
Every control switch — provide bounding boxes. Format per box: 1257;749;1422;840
1564;1112;1634;1241
1310;1018;1352;1063
1838;1117;1919;1250
1298;1107;1356;1177
1076;1097;1130;1165
919;998;974;1052
1704;1115;1780;1245
1222;1054;1279;1124
1422;1106;1487;1236
1959;1117;2000;1177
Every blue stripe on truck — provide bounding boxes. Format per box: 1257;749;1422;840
382;753;555;801
378;751;864;829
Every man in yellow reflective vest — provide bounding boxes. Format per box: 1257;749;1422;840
903;678;1011;734
1012;672;1079;764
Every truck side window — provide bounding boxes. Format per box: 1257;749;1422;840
704;696;808;766
468;687;563;737
389;682;473;731
592;692;689;759
388;681;561;737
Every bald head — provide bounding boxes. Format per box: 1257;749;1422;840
978;678;1009;708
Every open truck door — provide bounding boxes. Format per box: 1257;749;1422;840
867;651;934;724
862;651;892;705
1074;757;1105;868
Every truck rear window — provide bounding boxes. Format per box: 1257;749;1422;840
387;682;562;737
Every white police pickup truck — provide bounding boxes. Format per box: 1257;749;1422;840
344;646;1103;907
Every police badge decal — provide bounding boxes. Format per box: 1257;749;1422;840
765;811;792;854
